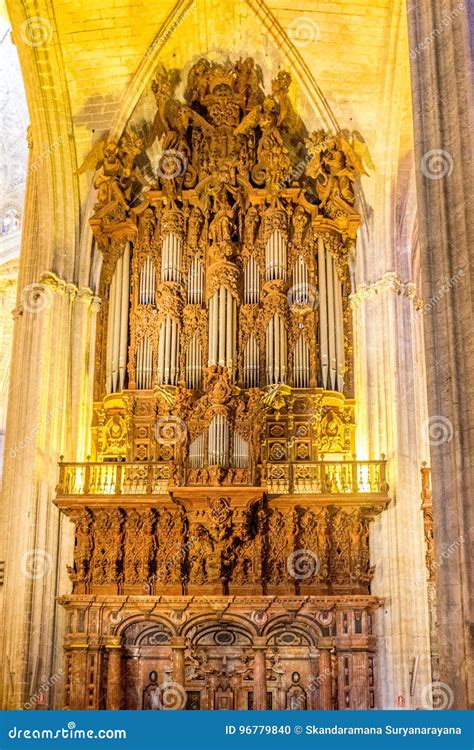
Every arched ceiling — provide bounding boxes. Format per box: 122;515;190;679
4;0;415;281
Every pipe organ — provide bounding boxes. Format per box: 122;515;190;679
102;202;349;396
61;59;387;712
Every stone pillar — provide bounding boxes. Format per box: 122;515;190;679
171;637;186;707
252;640;267;710
106;638;122;710
318;648;333;710
407;0;474;710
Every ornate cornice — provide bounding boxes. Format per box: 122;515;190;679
13;271;101;317
350;271;422;309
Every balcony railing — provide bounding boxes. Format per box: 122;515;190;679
56;458;388;499
269;459;387;496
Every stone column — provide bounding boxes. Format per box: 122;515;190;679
106;638;122;710
252;639;267;710
318;648;333;710
170;637;186;708
407;0;474;710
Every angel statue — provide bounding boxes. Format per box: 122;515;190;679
149;71;213;157
234;71;293;192
78;133;149;211
305;130;373;214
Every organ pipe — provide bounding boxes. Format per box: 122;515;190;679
136;335;153;389
326;246;337;390
266;315;287;385
243;335;259;387
119;245;130;390
291;256;309;303
157;316;180;386
106;243;130;394
334;268;345;392
265;229;287;281
189;433;205;468
208;414;230;467
187;258;204;304
318;237;329;389
139;257;156;305
317;237;345;393
161;232;182;282
208;286;236;380
186;335;202;389
244;256;260;303
294;334;310;388
232;432;249;468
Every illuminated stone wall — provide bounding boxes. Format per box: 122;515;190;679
0;0;452;710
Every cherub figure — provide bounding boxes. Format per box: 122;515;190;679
305;130;371;211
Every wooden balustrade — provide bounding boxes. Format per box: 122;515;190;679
56;458;388;498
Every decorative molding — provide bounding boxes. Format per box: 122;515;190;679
13;272;101;317
350;271;422;308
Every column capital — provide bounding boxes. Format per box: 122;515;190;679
105;636;122;650
170;637;186;649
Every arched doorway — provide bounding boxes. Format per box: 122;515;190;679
183;620;256;710
115;616;328;710
264;622;320;710
121;621;174;710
